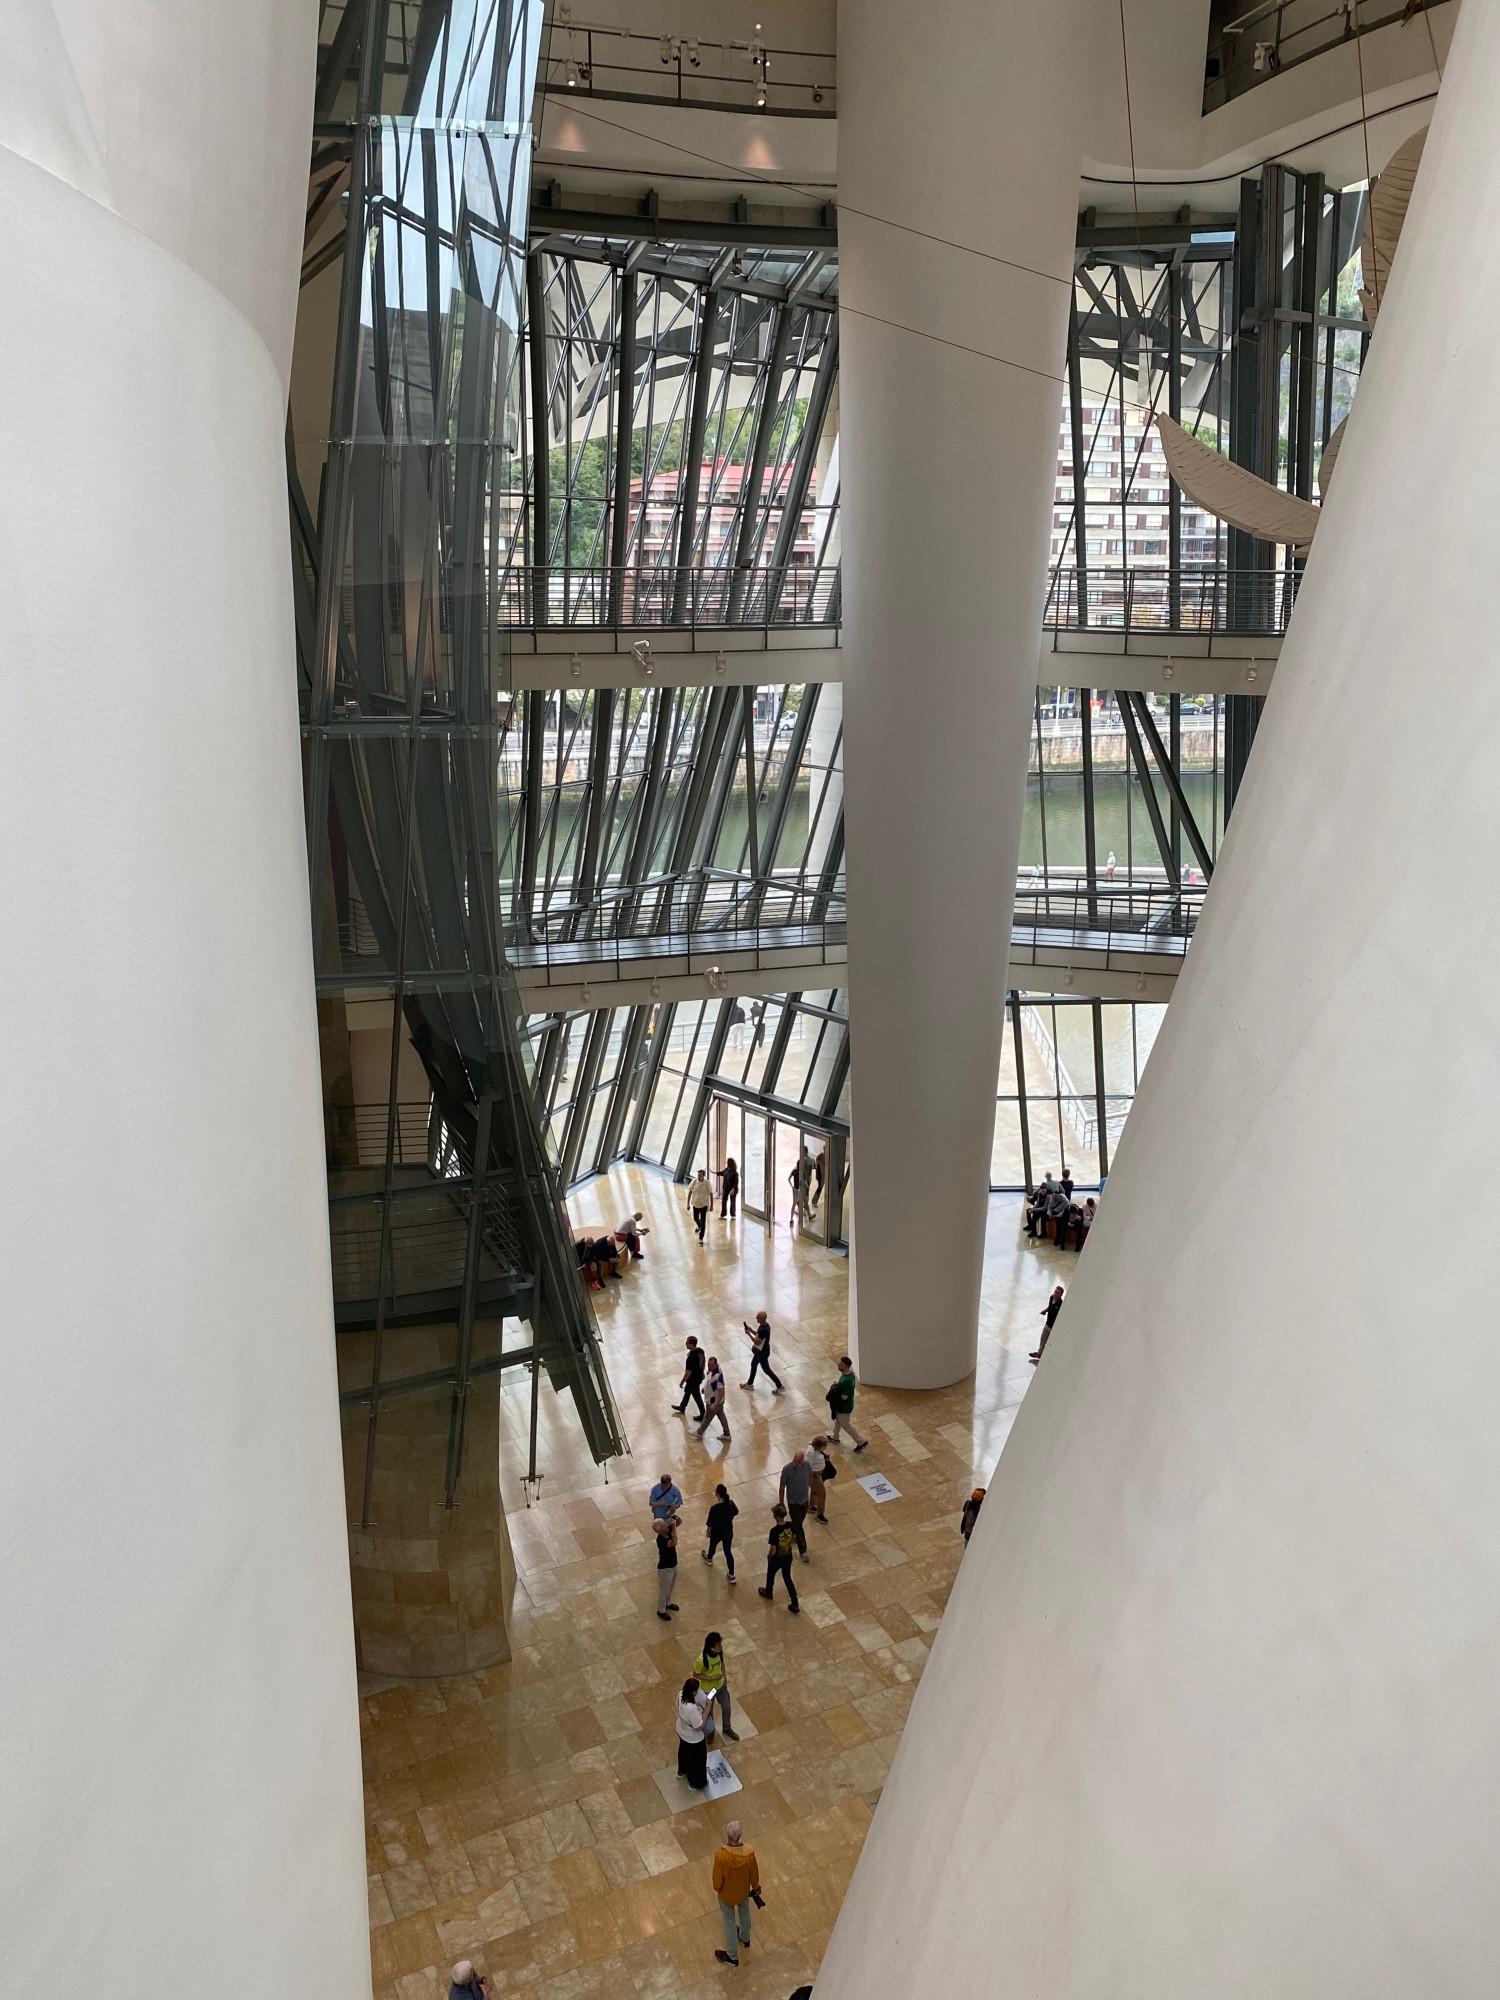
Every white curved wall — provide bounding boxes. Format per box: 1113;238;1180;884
838;0;1085;1387
50;0;317;384
818;6;1500;1990
0;20;369;1997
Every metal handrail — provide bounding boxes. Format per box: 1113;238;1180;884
1046;563;1301;635
499;561;841;630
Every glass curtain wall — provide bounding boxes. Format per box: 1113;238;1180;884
498;680;844;946
993;994;1166;1191
531;989;850;1221
502;235;840;625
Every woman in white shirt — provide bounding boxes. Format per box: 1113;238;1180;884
676;1675;712;1789
807;1437;832;1523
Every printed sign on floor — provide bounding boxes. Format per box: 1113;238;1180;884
857;1471;902;1503
651;1750;744;1814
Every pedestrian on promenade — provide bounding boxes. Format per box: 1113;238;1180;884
674;1335;706;1418
695;1356;730;1440
826;1356;868;1451
687;1169;714;1242
1030;1285;1065;1364
778;1451;812;1561
757;1505;800;1612
694;1630;740;1742
702;1483;739;1580
712;1820;762;1967
654;1515;681;1621
807;1436;834;1523
676;1676;711;1788
741;1310;783;1393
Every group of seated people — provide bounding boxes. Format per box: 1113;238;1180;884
1024;1170;1099;1251
573;1210;649;1291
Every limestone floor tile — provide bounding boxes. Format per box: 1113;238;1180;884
360;1179;1053;1996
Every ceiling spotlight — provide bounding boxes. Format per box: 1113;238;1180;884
660;35;673;63
688;36;701;66
755;81;767;106
811;83;824;103
564;56;579;86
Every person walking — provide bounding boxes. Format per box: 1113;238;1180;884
711;1819;761;1967
675;1676;711;1788
807;1436;834;1523
694;1356;730;1440
960;1487;986;1546
811;1148;826;1210
788;1152;813;1227
1030;1284;1065;1363
448;1961;491;1998
778;1451;813;1561
687;1169;714;1241
827;1356;868;1451
718;1156;740;1220
741;1311;783;1393
673;1336;706;1418
702;1483;738;1581
654;1515;681;1621
757;1505;800;1612
694;1630;740;1742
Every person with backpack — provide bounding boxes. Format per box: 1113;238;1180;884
807;1436;836;1522
701;1483;738;1581
826;1356;868;1450
757;1505;800;1612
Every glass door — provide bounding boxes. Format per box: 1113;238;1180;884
739;1105;769;1221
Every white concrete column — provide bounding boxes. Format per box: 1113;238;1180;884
838;0;1085;1386
818;10;1500;1993
0;8;371;1997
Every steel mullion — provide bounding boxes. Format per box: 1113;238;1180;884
1129;690;1214;881
670;284;721;620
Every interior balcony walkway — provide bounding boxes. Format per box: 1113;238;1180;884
506;878;1197;1010
500;561;1287;697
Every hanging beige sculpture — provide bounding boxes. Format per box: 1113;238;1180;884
1154;124;1427;546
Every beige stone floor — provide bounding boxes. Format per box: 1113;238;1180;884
364;1166;1075;1999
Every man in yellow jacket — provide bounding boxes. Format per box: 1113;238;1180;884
711;1819;761;1966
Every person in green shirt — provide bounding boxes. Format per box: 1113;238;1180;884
827;1356;868;1450
694;1630;740;1741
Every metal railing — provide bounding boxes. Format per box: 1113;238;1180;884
350;1101;440;1168
499;561;840;630
540;22;834;117
1204;1;1437;110
1010;878;1206;963
1046;563;1301;635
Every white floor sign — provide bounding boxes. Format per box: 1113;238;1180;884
857;1471;902;1503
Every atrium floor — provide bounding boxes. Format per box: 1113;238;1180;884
363;1168;1072;1999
